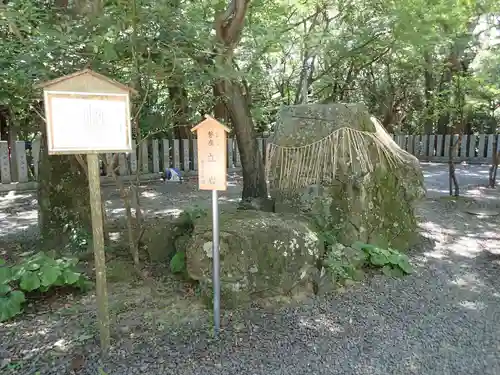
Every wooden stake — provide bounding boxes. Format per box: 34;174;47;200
87;153;111;352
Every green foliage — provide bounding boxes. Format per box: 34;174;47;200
64;225;92;253
351;241;413;277
1;0;499;141
168;207;206;275
170;251;186;274
176;206;208;235
0;253;91;322
318;225;413;285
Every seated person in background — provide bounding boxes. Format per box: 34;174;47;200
161;167;183;182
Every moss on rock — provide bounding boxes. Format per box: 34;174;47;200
268;103;425;251
185;210;324;308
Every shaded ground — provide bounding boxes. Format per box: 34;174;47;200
1;163;500;374
0;163;493;239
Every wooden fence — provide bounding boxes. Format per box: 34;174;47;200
0;134;498;192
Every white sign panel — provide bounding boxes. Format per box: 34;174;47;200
44;91;132;154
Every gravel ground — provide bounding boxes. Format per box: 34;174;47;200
1;164;500;375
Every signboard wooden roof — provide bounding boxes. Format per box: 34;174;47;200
191;115;231;133
36;69;138;95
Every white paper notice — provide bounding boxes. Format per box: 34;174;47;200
48;94;131;153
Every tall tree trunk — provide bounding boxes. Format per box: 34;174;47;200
214;0;267;201
0;107;7;141
217;80;267;198
168;85;192;139
423;51;434;134
213;84;230;125
38;125;91;247
37;0;100;247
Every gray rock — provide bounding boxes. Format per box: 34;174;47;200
186;210;324;307
267;103;425;250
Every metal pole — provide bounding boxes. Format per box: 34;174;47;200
212;189;221;336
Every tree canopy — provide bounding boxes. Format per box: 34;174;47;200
1;0;499;140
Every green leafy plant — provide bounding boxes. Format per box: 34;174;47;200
323;242;367;283
319;226;413;285
170;251;186;274
351;242;413;277
0;253;91;322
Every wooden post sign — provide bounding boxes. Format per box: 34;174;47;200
191;115;230;191
191;115;230;336
37;69;137;353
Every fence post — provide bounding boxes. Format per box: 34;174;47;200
192;138;198;171
152;139;160;173
141;140;149;173
0;141;11;184
443;135;451;158
14;141;28;183
407;135;414;155
173;139;180;169
105;154;113;176
487;135;494;159
162;139;170;171
182;139;190;171
478;135;486;159
227;138;234;169
129;140;138;174
435;135;443;158
428;135;436;159
460;135;468;160
420;135;428;159
468;134;476;159
118;153;127;175
452;135;459;158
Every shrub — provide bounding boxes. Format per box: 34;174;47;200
0;253;91;322
323;240;413;284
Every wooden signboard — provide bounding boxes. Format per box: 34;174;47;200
37;69;137;353
191;116;230;191
38;69;135;155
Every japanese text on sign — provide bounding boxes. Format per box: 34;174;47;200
191;117;229;191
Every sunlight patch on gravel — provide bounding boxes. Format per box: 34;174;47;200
450;272;488;293
141;190;160;198
448;237;483;258
459;300;487;311
298;315;345;334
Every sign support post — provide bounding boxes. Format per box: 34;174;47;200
87;153;110;350
37;69;136;353
211;189;220;334
191;115;230;337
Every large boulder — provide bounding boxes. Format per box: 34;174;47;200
185;210;323;307
266;103;425;251
141;214;195;263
